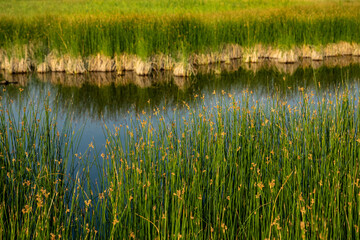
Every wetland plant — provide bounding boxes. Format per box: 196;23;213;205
1;86;360;238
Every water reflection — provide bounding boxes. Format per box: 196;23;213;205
1;61;360;122
1;61;360;183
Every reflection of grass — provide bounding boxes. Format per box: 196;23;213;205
2;85;360;238
34;64;360;120
0;1;359;59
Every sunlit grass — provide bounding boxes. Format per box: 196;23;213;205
1;85;360;238
0;1;359;60
0;0;350;17
0;91;95;239
102;88;360;238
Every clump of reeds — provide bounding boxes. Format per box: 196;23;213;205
299;45;312;58
277;49;298;63
87;54;116;72
114;54;139;75
310;48;324;61
242;44;266;63
336;41;354;55
191;45;242;65
65;57;86;74
114;54;125;75
36;62;50;73
222;44;242;60
1;44;39;73
173;62;196;77
353;43;360;56
47;51;69;72
134;59;153;76
192;52;221;65
152;53;175;70
0;49;6;70
4;57;32;73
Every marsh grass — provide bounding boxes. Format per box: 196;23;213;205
0;2;359;62
101;88;360;239
2;84;360;238
0;0;346;17
0;91;97;239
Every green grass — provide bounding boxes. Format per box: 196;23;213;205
0;93;81;239
0;1;359;60
1;85;360;238
0;0;348;17
102;88;360;239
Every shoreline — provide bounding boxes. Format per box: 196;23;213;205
0;42;360;77
2;55;360;89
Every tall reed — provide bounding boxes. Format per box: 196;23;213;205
0;91;96;239
2;84;360;238
101;87;360;239
0;2;359;60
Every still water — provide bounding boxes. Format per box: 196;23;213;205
1;60;360;160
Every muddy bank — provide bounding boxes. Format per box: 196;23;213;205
2;55;359;89
1;42;360;77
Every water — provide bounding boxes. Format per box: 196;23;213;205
1;61;360;179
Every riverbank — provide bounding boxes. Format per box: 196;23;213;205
1;42;360;76
2;54;360;88
1;1;359;75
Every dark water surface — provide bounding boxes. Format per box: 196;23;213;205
1;62;360;170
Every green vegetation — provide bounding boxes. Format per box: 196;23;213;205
2;85;360;238
0;94;87;239
0;0;359;60
0;0;350;17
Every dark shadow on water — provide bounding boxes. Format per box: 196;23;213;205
1;61;360;122
2;63;360;182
